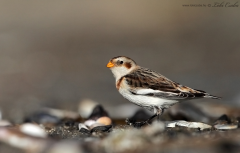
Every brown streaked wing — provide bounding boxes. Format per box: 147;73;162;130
125;68;180;93
125;67;207;99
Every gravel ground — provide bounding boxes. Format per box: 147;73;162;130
0;101;240;153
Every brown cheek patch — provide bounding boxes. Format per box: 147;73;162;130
116;77;124;90
125;62;132;69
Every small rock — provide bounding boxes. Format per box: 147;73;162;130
166;120;212;130
79;128;91;135
88;105;109;120
78;123;89;131
20;123;47;138
129;109;152;122
96;116;112;125
0;120;12;127
91;125;112;133
90;122;105;130
24;112;60;124
78;99;99;118
214;114;238;130
215;114;231;124
84;120;97;127
214;124;238;130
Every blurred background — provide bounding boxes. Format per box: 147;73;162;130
0;0;239;122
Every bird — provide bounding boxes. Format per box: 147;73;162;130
106;56;220;127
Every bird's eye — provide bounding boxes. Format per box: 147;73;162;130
120;61;123;64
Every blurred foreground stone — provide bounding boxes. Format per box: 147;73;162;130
0;101;240;153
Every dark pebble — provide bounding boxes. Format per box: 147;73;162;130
216;114;231;124
90;125;112;133
125;118;147;129
129;109;152;122
88;105;109;120
79;128;91;135
24;112;60;124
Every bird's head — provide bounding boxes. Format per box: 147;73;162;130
107;56;137;80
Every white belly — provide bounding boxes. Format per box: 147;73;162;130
119;88;179;110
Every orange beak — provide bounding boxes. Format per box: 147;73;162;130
107;62;114;68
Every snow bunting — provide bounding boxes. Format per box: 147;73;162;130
107;56;220;126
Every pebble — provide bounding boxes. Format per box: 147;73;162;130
0;120;12;126
0;127;49;152
166;120;212;130
214;124;238;130
84;120;96;127
88;105;110;120
91;125;112;133
96;116;112;125
24;112;60;124
19;123;47;138
213;114;238;130
78;123;89;131
79;102;112;134
78;99;99;118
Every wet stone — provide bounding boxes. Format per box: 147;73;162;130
125;118;148;128
88;105;109;120
90;125;112;133
24;111;61;124
129;109;152;122
215;114;232;124
214;114;239;131
79;128;91;136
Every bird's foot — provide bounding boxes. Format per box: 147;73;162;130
125;118;149;128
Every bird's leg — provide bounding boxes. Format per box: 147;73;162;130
145;107;163;123
126;107;163;128
157;108;164;121
145;114;158;123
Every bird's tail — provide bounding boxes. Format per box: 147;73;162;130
204;93;221;99
194;89;221;99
